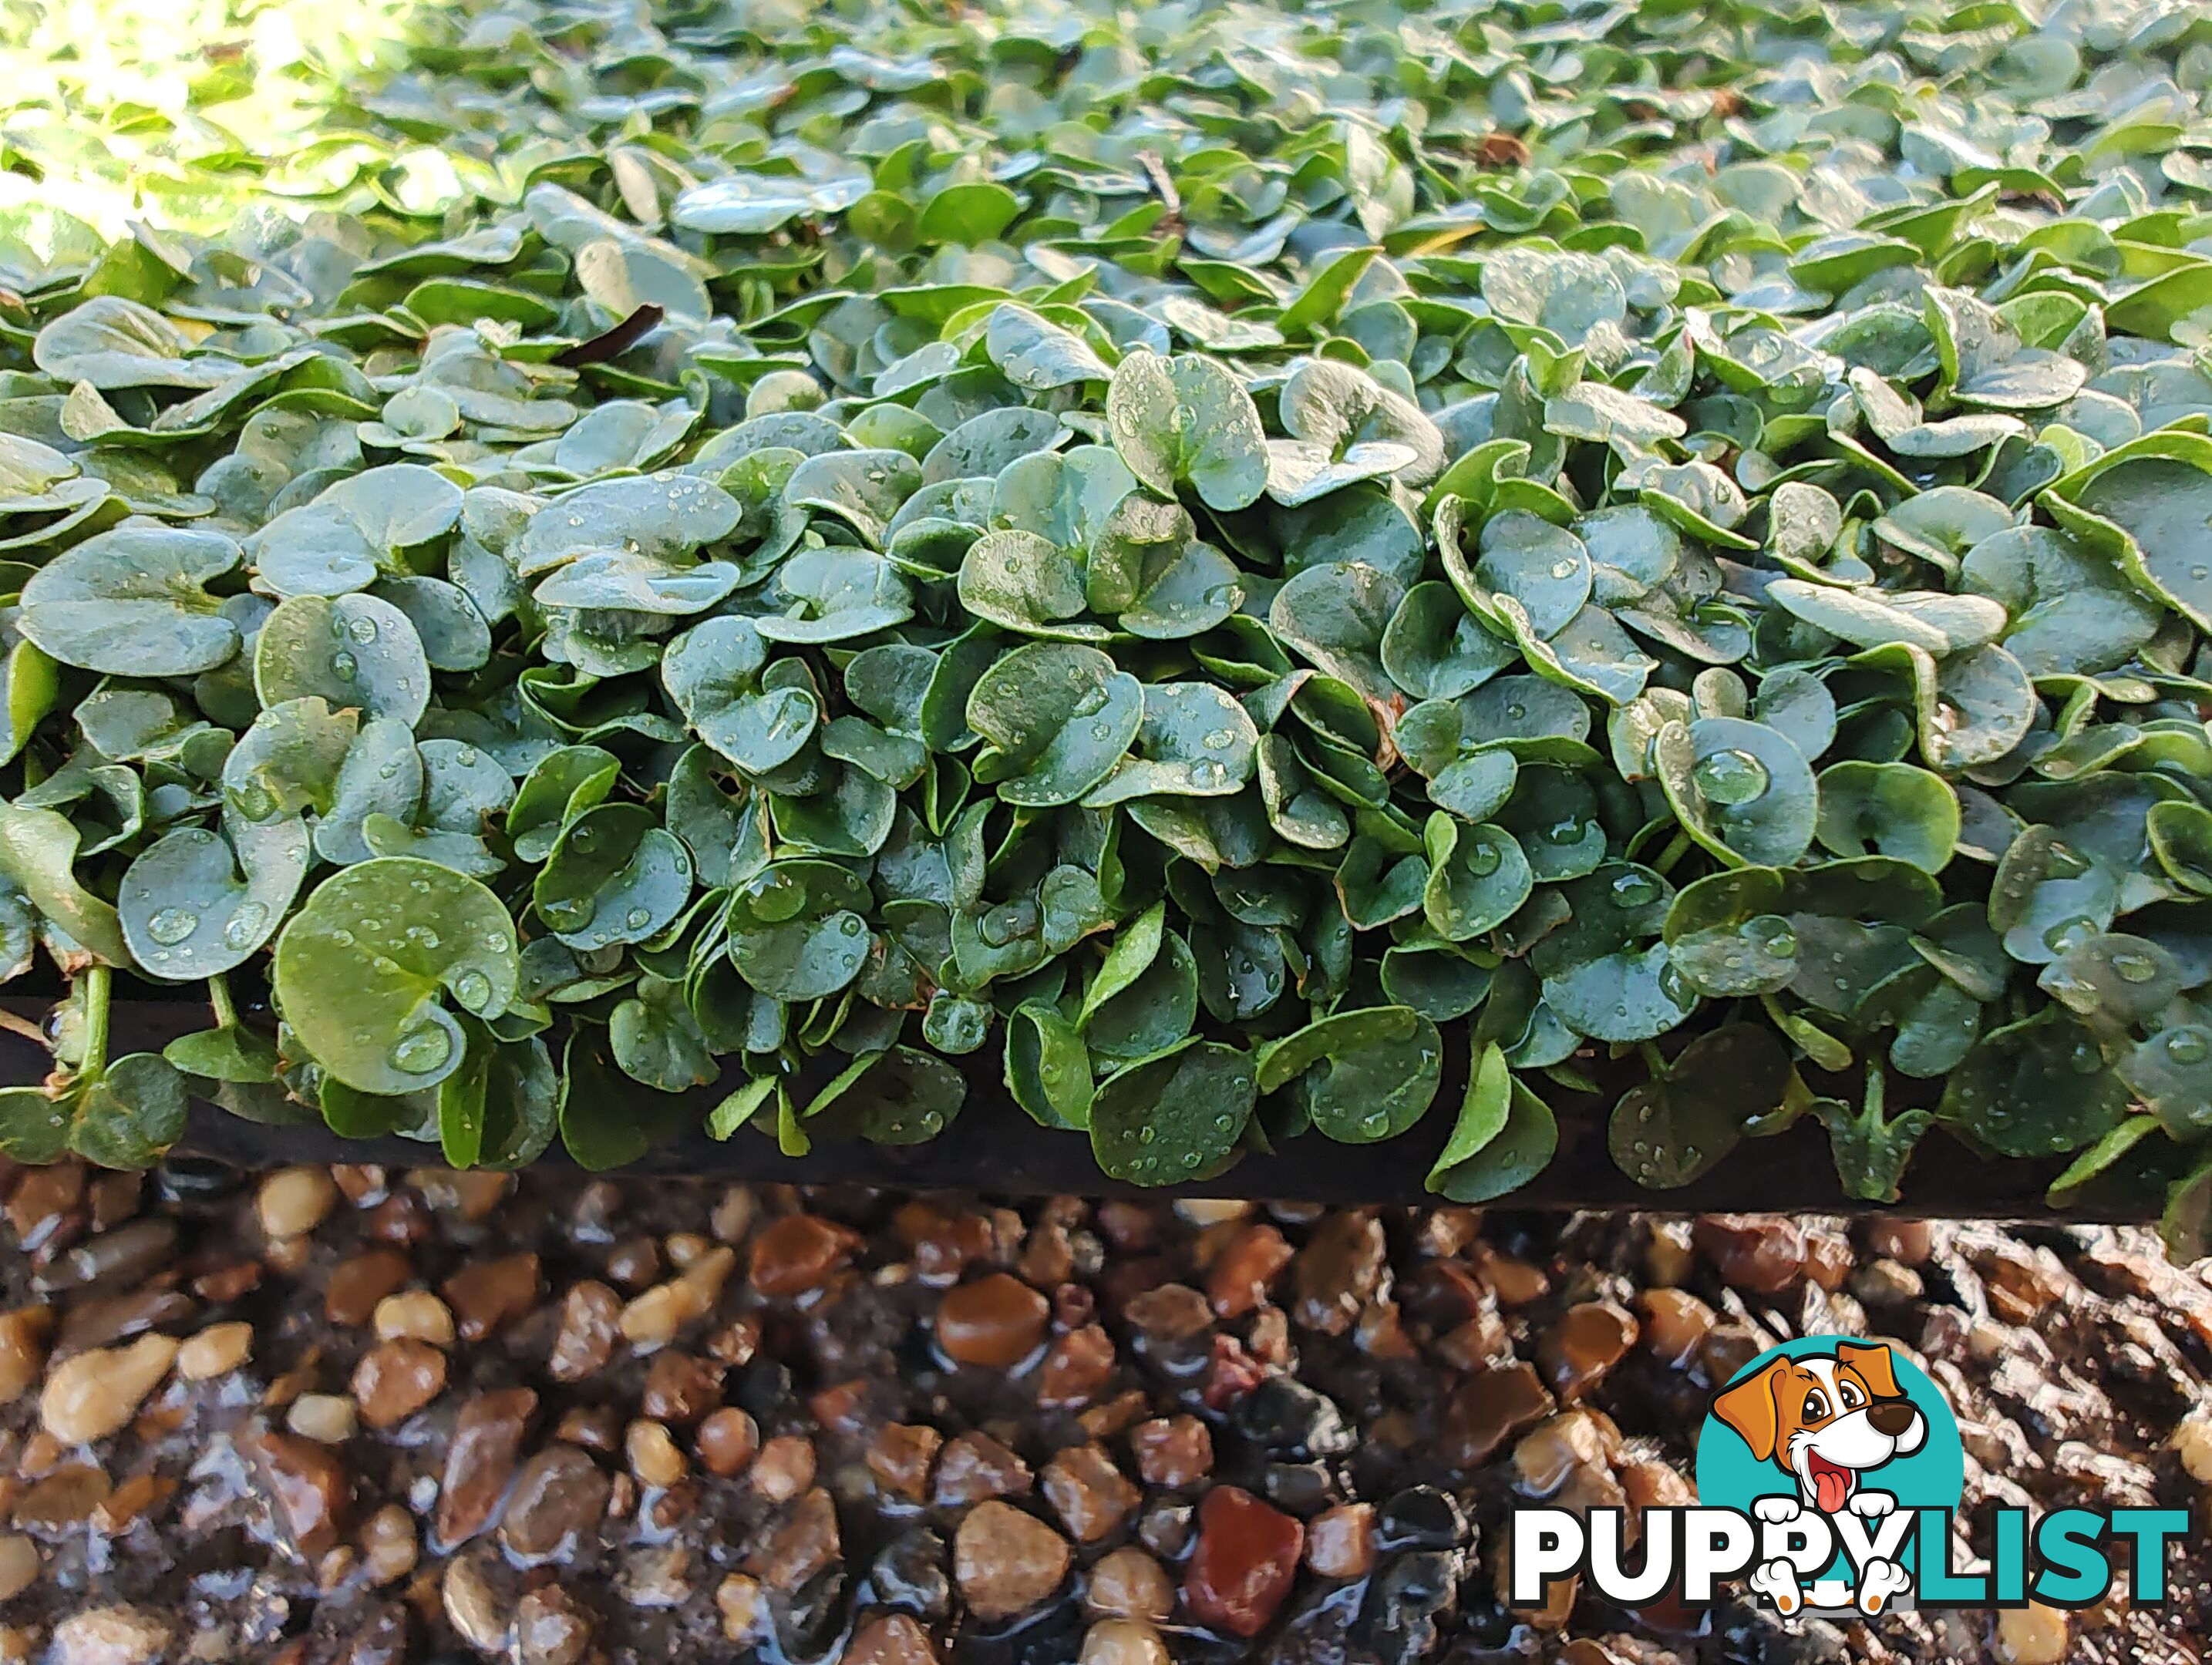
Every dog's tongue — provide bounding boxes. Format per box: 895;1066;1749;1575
1813;1463;1850;1513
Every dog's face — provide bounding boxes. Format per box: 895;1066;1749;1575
1712;1343;1927;1512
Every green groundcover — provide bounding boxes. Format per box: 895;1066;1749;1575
0;0;2208;1249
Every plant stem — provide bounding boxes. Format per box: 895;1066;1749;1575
1636;1041;1669;1079
207;972;237;1031
1651;829;1693;876
79;964;111;1081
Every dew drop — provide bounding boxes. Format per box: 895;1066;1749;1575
838;914;865;936
2109;950;2159;984
1691;747;1770;806
330;650;359;682
222;901;271;950
1610;870;1659;909
346;614;379;644
746;870;806;922
625;906;651;930
330;928;355;948
1463;839;1502;877
1200;728;1237;750
391;1023;454;1075
1187;758;1227;789
146;906;199;945
1071;685;1107;718
2042;917;2097;956
1751;916;1797;958
2069;1041;2103;1075
2167;1029;2209;1065
450;968;494;1013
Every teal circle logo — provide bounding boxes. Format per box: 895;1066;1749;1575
1697;1337;1964;1604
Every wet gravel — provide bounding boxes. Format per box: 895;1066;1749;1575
1;1159;2209;1663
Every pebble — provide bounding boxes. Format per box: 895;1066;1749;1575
2175;1408;2212;1484
437;1387;537;1545
287;1392;359;1443
516;1586;594;1665
869;1420;943;1500
49;1606;170;1665
1997;1602;2071;1663
373;1290;456;1346
716;1572;766;1643
1306;1502;1376;1579
641;1349;722;1423
0;1304;50;1402
548;1280;622;1379
847;1613;941;1665
359;1502;418;1586
749;1213;861;1297
626;1418;686;1489
442;1549;510;1653
1042;1442;1141;1541
1184;1485;1304;1638
1635;1287;1715;1367
617;1277;708;1349
501;1445;611;1559
752;1433;816;1502
1694;1215;1805;1292
326;1248;412;1326
938;1272;1049;1367
40;1334;177;1445
699;1406;763;1477
258;1166;339;1240
0;1534;37;1602
15;1464;109;1532
1078;1546;1168;1623
1037;1323;1116;1407
1540;1300;1638;1401
36;1219;175;1294
1080;1618;1170;1665
1209;1223;1295;1317
955;1499;1072;1620
1295;1213;1385;1335
1442;1361;1554;1467
244;1429;353;1557
176;1320;254;1381
443;1252;540;1341
352;1339;448;1429
750;1485;841;1590
934;1431;1032;1505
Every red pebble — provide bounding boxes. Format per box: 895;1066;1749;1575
1183;1485;1303;1638
1200;1334;1266;1411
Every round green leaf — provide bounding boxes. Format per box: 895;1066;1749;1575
18;524;241;676
1089;1038;1256;1186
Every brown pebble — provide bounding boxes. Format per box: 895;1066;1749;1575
1183;1485;1302;1639
1209;1223;1295;1318
516;1586;594;1665
40;1334;177;1445
548;1281;622;1381
1443;1361;1555;1467
442;1252;540;1342
1086;1545;1173;1622
1638;1287;1715;1368
748;1213;860;1297
0;1305;52;1404
12;1464;111;1533
749;1485;842;1590
1038;1324;1116;1408
752;1434;816;1503
934;1431;1033;1505
500;1445;611;1561
847;1613;941;1665
1080;1618;1170;1665
0;1532;37;1601
437;1388;537;1546
641;1350;722;1424
244;1430;353;1558
49;1606;171;1665
697;1408;761;1478
1294;1212;1385;1335
717;1571;766;1643
1306;1502;1375;1579
324;1250;411;1327
1042;1443;1140;1542
1123;1283;1212;1342
1540;1300;1638;1401
1694;1215;1805;1292
352;1340;447;1431
1129;1416;1212;1488
938;1273;1049;1368
868;1421;944;1501
954;1499;1071;1620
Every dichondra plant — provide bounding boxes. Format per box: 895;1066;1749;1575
0;0;2208;1250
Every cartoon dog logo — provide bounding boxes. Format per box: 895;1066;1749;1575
1709;1340;1927;1614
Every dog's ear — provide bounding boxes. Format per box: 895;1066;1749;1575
1838;1341;1902;1399
1712;1364;1783;1462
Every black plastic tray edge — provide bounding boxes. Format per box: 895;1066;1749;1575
0;997;2126;1219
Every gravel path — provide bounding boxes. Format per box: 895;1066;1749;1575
1;1160;2208;1663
